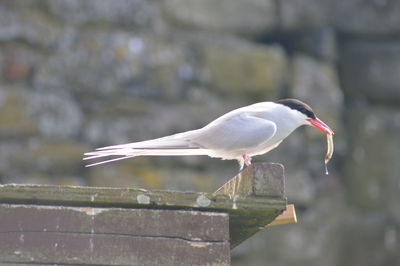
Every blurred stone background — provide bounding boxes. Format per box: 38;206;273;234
0;0;399;265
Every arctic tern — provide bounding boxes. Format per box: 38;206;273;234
84;99;334;169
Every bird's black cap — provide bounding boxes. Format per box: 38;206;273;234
276;98;316;119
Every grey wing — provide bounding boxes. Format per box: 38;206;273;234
187;112;277;151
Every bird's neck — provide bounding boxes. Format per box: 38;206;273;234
268;107;307;138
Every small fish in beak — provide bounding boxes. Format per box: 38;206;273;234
325;134;334;175
306;117;334;175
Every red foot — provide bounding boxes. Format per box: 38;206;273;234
242;154;252;166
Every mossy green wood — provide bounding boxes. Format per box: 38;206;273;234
0;163;286;248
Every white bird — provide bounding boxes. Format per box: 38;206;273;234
84;99;334;169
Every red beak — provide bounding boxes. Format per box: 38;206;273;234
307;118;334;135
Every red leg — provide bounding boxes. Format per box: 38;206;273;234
242;154;252;166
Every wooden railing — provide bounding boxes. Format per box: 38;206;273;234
0;162;296;265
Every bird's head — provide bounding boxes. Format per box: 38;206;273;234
276;98;334;135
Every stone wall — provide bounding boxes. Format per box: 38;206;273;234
0;0;399;265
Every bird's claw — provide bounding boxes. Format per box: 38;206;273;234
242;154;252;165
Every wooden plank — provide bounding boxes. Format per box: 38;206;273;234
0;182;286;249
267;204;297;226
0;204;229;265
0;204;228;242
0;183;285;212
0;232;229;265
0;163;287;250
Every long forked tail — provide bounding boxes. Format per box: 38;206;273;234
83;154;138;167
83;135;211;167
83;148;208;167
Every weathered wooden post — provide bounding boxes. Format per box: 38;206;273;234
0;163;295;265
